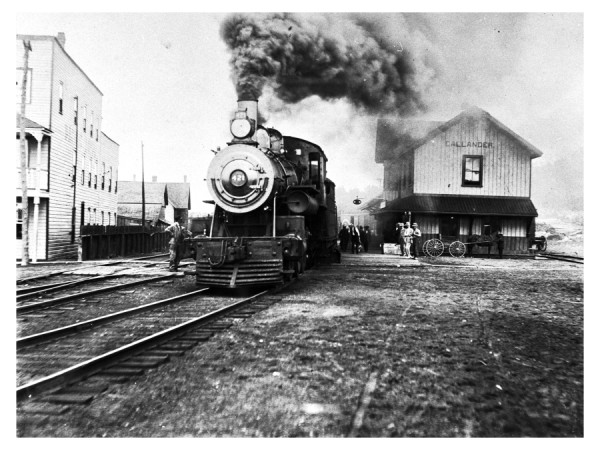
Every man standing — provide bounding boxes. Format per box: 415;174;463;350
363;226;371;253
165;216;184;272
496;231;505;259
350;224;361;254
411;223;421;259
403;222;413;258
358;226;367;253
339;224;350;252
395;222;404;256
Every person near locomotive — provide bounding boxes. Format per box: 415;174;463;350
358;226;367;253
403;222;413;257
411;223;421;258
350;224;361;254
165;216;184;272
338;224;350;252
395;222;405;256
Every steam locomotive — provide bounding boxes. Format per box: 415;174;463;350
191;96;339;287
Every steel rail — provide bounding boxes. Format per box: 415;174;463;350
17;274;177;314
17;288;210;349
538;254;584;264
16;274;125;301
16;289;269;401
17;280;77;295
16;260;126;285
16;254;169;285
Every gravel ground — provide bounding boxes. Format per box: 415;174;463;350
16;253;584;437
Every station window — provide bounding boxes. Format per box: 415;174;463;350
462;156;483;187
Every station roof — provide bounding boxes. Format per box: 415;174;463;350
378;194;538;217
375;107;543;163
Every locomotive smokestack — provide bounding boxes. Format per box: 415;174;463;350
237;94;258;141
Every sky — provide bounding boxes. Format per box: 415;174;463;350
11;7;588;215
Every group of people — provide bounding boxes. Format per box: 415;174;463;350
394;222;422;259
338;224;370;254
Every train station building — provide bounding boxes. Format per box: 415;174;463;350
373;106;543;255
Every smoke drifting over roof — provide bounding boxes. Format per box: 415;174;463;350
220;13;440;116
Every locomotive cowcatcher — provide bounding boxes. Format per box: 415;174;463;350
191;96;339;288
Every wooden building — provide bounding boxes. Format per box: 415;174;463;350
16;33;119;261
117;179;191;227
374;107;542;254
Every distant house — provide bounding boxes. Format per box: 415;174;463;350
16;33;119;261
117;179;191;227
373;107;543;254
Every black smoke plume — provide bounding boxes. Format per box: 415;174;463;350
220;13;439;115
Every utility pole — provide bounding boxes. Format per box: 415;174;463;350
19;40;32;266
71;96;79;244
141;141;146;231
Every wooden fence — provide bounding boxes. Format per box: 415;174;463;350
80;225;170;260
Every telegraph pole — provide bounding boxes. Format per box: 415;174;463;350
19;40;32;266
141;141;146;231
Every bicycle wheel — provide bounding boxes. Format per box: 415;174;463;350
449;241;466;258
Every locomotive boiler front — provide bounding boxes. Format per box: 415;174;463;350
206;144;291;213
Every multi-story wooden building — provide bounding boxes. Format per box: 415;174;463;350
16;33;119;261
374;107;542;254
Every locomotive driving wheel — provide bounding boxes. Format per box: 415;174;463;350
449;241;466;258
424;238;444;257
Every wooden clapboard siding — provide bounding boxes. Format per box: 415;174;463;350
47;38;107;259
383;160;399;202
17;35;119;260
16;39;53;125
413;116;532;198
383;154;415;202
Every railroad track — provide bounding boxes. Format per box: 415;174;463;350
16;274;177;315
16;253;170;286
537;252;584;264
16;283;287;411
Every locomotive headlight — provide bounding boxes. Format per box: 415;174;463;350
230;169;247;187
230;118;253;139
